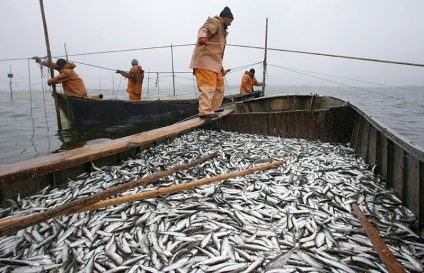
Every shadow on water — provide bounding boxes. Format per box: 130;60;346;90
52;121;174;153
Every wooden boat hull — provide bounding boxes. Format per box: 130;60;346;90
56;91;264;127
0;94;423;229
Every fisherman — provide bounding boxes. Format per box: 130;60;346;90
34;57;88;97
240;68;262;94
190;6;234;119
116;59;145;100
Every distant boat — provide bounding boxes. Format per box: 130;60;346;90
55;91;264;127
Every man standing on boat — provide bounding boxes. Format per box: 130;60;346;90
116;59;145;100
34;57;88;97
190;6;233;119
240;68;262;94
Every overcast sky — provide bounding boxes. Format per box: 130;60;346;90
1;0;424;96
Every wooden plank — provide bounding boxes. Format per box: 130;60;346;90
324;107;354;143
420;161;424;229
281;112;289;138
392;144;405;200
357;117;370;160
286;112;296;138
268;112;289;138
373;128;383;176
380;134;389;183
367;125;378;167
350;112;361;152
0;110;233;188
405;155;420;224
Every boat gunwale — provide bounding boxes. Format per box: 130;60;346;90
348;102;424;160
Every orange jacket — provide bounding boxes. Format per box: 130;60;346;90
42;61;87;97
240;71;262;94
119;65;144;95
190;16;228;74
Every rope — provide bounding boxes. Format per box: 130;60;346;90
222;43;424;68
38;61;51;141
268;63;405;100
114;75;123;99
63;44;194;58
268;64;419;92
4;42;424;68
224;76;232;95
70;59;193;74
27;59;40;157
227;61;263;73
155;73;160;99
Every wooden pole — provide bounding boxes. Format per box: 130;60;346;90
75;158;289;213
352;203;406;273
171;44;176;97
39;0;62;130
64;42;68;61
0;152;217;235
262;18;268;95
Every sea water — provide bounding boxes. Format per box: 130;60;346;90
0;86;423;166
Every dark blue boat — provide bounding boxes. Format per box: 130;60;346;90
55;91;263;127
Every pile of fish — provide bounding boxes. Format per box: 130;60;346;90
0;129;423;273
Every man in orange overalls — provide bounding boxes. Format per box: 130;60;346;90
116;59;145;100
240;68;263;94
34;57;88;97
190;7;233;119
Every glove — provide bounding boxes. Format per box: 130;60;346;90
198;37;207;46
33;56;41;63
47;83;52;86
115;70;122;73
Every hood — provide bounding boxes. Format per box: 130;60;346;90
135;65;144;73
63;62;76;69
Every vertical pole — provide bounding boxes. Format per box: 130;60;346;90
9;66;12;100
112;73;115;96
156;73;160;99
262;18;268;95
147;68;150;95
64;43;68;61
39;0;62;130
171;44;176;97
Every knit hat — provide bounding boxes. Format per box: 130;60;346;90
56;59;67;67
131;59;139;65
219;6;234;20
249;68;255;74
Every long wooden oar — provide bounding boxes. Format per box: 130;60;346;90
352;203;406;273
0;152;217;236
74;157;289;213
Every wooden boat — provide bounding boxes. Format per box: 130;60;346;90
55;90;264;127
0;94;423;230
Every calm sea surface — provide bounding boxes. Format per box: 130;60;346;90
0;86;423;166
